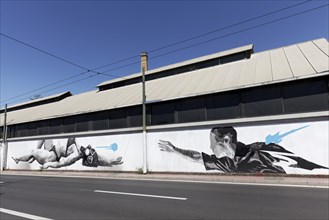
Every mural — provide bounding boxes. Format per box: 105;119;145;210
6;121;329;174
11;138;123;169
158;126;329;174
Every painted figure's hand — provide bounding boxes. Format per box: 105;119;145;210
158;140;176;152
111;156;123;165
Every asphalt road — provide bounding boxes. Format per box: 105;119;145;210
0;174;328;220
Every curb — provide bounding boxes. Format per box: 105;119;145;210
1;170;328;187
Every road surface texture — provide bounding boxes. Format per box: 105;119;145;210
0;174;328;220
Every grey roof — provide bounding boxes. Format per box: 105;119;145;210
97;44;254;87
1;91;72;111
1;38;328;126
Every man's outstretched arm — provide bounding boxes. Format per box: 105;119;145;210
158;140;203;163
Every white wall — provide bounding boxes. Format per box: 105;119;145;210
0;143;3;171
6;120;329;175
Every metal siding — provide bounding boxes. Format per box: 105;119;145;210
236;55;257;87
207;64;231;93
298;41;329;73
270;48;294;81
178;69;207;97
193;67;219;94
312;38;329;56
98;44;253;87
283;45;315;77
254;52;273;84
221;61;244;89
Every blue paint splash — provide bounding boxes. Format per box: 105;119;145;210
96;143;118;151
265;125;310;145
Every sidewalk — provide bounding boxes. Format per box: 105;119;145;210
1;170;328;187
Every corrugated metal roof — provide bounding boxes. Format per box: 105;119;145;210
97;44;254;87
1;91;72;111
1;38;328;125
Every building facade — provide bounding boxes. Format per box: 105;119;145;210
1;38;328;174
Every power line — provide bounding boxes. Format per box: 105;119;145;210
0;33;91;71
4;3;328;106
148;3;329;61
148;0;313;54
1;69;91;103
1;0;314;104
5;73;102;105
100;3;329;72
1;1;326;106
0;0;314;104
2;0;329;104
96;0;314;69
0;52;135;103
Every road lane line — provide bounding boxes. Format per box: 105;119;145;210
94;190;187;200
0;208;53;220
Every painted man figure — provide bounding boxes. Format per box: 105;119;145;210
159;127;328;173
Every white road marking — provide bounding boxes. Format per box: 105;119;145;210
94;190;187;200
0;208;53;220
0;182;4;184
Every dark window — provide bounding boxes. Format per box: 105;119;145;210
7;125;16;138
49;119;62;134
197;59;220;69
242;86;283;117
151;101;175;125
174;65;197;75
0;126;3;139
28;122;38;136
91;111;109;131
283;79;329;113
126;77;141;85
206;92;240;120
128;106;142;127
220;52;246;64
109;108;128;129
63;117;76;133
76;114;90;132
151;70;173;79
17;123;28;137
38;120;49;135
178;97;206;123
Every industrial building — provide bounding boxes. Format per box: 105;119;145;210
1;38;328;174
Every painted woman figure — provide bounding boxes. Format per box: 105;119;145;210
159;127;328;173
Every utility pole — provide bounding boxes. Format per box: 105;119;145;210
142;66;147;174
141;52;148;174
2;104;8;170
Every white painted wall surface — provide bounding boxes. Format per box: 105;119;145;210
6;120;329;175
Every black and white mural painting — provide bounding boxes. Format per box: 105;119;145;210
11;138;123;169
6;121;329;174
158;125;329;174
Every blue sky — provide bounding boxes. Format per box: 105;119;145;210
0;0;328;108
